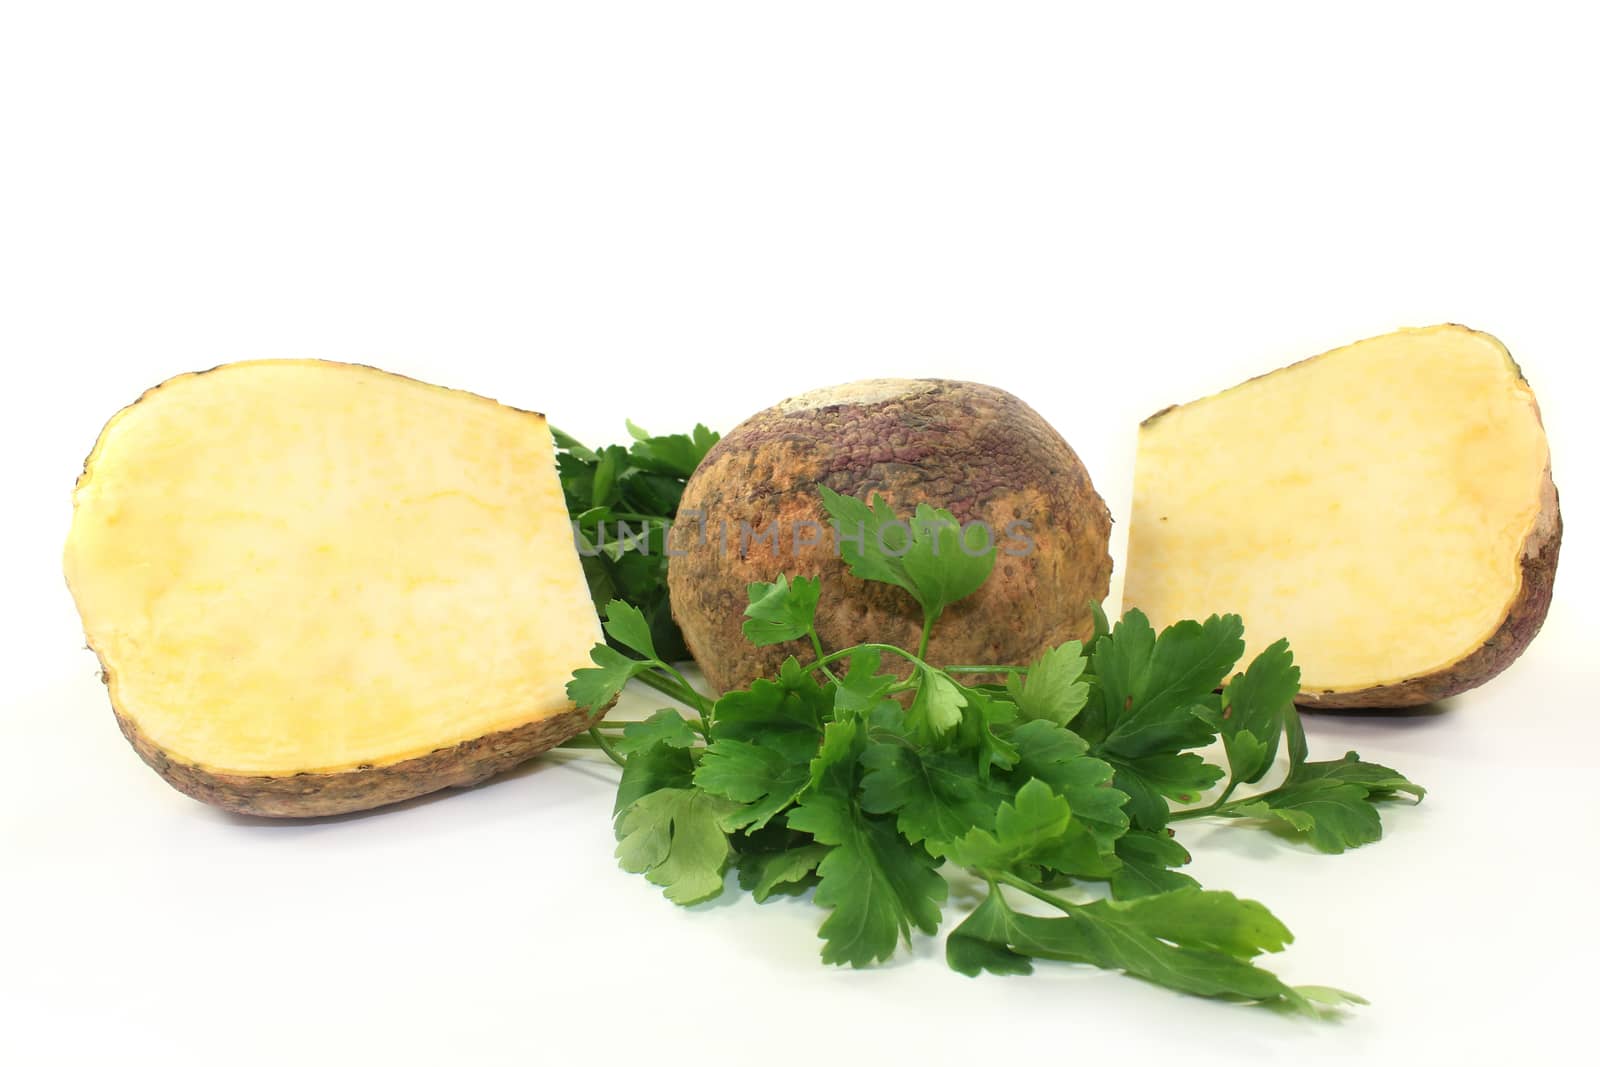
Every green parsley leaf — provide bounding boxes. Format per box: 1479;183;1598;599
1090;599;1112;643
1220;752;1425;853
1005;720;1128;850
1110;830;1200;899
950;885;1348;1014
548;425;597;462
1288;751;1426;801
625;421;720;477
738;844;829;902
613;739;695;818
709;659;829;762
1216;638;1300;786
898;502;997;619
567;643;653;714
1107;751;1225;831
589;444;627;508
944;778;1107;877
815;487;906;589
1284;701;1310;769
905;668;967;743
945;889;1036;977
1091;886;1292;957
1006;640;1089;725
601;599;659;660
786;788;948;967
1078;607;1154;745
614;709;698;756
1228;782;1379;854
615;787;742;904
859;743;1005;856
692;740;810;832
809;718;861;788
741;574;822;647
955;686;1021;779
1094;611;1243;759
817;487;994;623
1228;781;1379;853
834;647;899;715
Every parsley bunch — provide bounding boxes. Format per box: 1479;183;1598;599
568;490;1422;1014
552;422;719;661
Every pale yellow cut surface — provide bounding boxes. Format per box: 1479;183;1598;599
64;361;601;775
1123;325;1551;694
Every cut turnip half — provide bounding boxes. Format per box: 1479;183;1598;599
64;361;603;815
1124;325;1559;709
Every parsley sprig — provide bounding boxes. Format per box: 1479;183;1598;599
553;421;720;662
568;489;1422;1014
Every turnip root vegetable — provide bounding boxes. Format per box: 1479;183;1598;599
1124;325;1560;709
666;379;1112;692
63;361;602;816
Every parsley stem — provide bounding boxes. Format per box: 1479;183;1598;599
1171;788;1245;821
658;661;712;713
991;870;1080;915
941;664;1026;674
582;512;672;525
916;611;935;662
630;668;696;707
633;664;714;723
587;727;626;767
807;628;840;685
1168;806;1209;821
799;642;941;679
661;661;717;732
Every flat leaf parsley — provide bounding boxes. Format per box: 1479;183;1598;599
568;489;1422;1014
553;422;719;662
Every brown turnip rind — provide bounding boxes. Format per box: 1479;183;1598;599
666;379;1112;694
113;701;598;818
1295;475;1561;710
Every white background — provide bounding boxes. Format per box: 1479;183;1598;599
3;2;1596;1063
